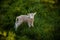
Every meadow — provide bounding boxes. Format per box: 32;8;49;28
0;0;60;40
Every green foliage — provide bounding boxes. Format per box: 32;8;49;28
0;0;60;40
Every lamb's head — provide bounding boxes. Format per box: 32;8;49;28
28;12;36;18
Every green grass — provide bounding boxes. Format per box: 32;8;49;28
0;0;60;40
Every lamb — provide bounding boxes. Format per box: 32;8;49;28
14;12;36;31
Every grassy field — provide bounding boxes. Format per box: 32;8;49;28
0;0;60;40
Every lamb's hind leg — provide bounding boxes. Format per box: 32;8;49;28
14;21;22;31
14;22;19;31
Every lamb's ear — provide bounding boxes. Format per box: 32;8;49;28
34;12;36;15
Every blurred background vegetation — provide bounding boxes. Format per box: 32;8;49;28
0;0;60;40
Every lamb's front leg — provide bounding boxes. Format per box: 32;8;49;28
31;19;34;27
28;22;31;28
31;21;34;27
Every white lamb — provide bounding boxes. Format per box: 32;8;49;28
14;12;36;31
